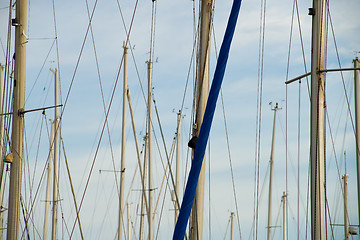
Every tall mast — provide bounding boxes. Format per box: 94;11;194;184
342;173;349;240
51;68;60;240
175;111;182;223
147;60;153;240
139;136;148;240
139;136;147;240
309;0;326;238
190;0;212;239
282;192;287;240
267;103;279;240
43;122;55;240
0;64;5;240
230;212;235;240
118;45;128;240
353;57;360;229
6;0;27;237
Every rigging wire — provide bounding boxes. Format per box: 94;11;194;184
284;0;312;237
294;0;310;97
68;0;139;237
306;154;310;239
285;85;289;240
222;214;231;240
151;97;184;224
24;39;56;103
208;135;211;240
253;0;267;237
182;1;199;197
3;0;13;153
271;200;283;240
60;137;84;239
82;0;123;232
297;80;301;240
179;1;198;202
330;79;351;228
284;5;295;237
14;0;138;237
51;0;62;104
325;0;359;168
325;196;335;239
211;16;242;238
247;163;270;240
29;112;45;205
149;1;157;63
19;62;60;238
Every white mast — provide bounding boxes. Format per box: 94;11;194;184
309;0;326;238
230;212;235;240
147;60;153;240
0;64;5;240
353;57;360;229
139;137;147;240
7;0;27;237
118;45;128;240
282;192;287;240
267;102;279;240
50;68;60;240
43;122;55;240
342;173;349;240
190;0;212;239
175;111;182;223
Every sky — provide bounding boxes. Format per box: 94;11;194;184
0;0;360;239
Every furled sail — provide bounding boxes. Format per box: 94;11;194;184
173;0;242;238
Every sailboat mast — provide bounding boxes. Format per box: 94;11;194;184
353;57;360;229
51;68;60;240
0;64;5;240
342;173;349;240
6;0;27;237
139;135;147;240
190;0;212;239
267;103;279;240
309;0;326;238
118;45;128;240
230;212;235;240
147;60;153;240
43;122;55;240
